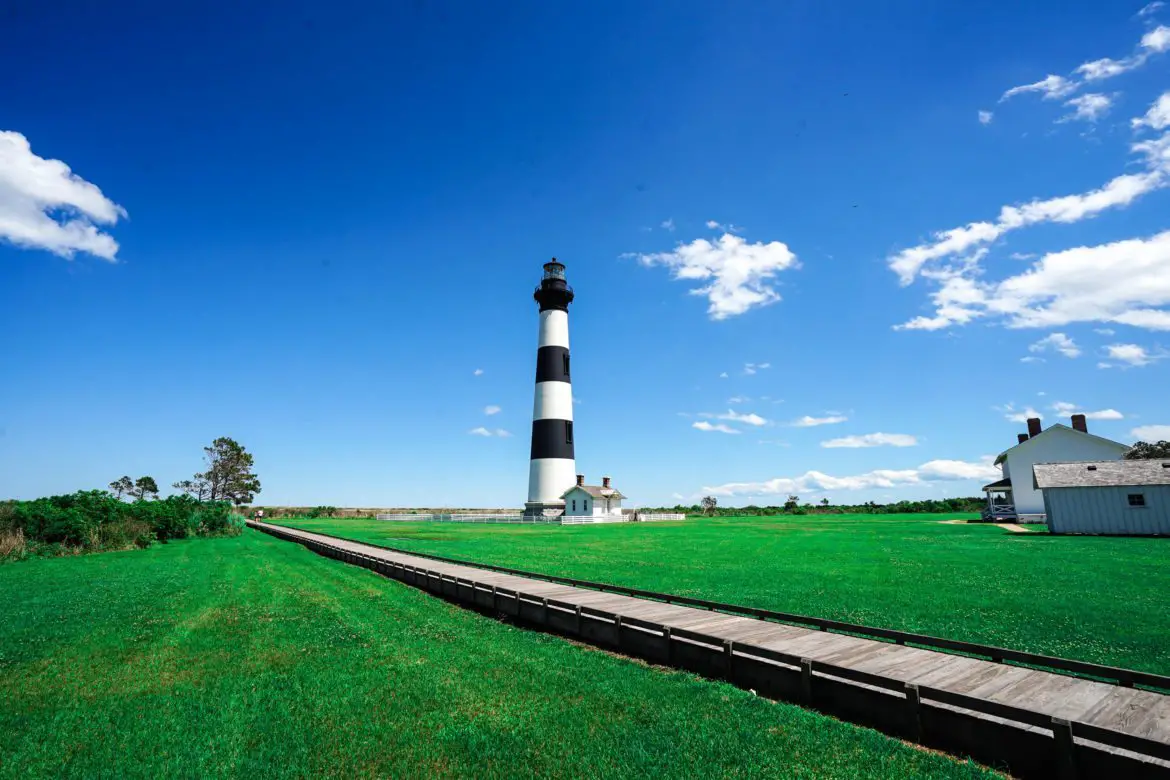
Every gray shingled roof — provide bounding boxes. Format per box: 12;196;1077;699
562;484;627;499
1033;460;1170;489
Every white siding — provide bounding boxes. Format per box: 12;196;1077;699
1005;428;1128;515
1046;485;1170;535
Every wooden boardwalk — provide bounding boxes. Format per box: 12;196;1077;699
251;521;1170;779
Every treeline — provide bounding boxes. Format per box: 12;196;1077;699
1;436;259;561
643;497;987;516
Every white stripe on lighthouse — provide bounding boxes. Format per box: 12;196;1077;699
538;309;570;348
532;381;573;421
528;458;577;504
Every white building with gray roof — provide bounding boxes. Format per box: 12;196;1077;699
1034;459;1170;536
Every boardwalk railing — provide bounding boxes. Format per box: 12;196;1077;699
263;519;1170;693
251;520;1170;775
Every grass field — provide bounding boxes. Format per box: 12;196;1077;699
272;514;1170;675
0;530;997;779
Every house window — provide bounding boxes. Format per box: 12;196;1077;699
584;500;589;511
563;353;570;379
1128;493;1146;507
565;421;573;444
572;499;577;512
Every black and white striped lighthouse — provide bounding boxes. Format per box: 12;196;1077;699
524;258;576;517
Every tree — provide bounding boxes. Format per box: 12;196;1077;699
784;494;800;512
820;498;830;507
1126;440;1170;460
172;479;210;502
196;437;261;506
109;476;134;500
130;476;159;501
700;495;718;516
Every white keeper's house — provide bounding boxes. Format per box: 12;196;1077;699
982;413;1130;522
561;474;625;520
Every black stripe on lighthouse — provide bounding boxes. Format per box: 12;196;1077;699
535;346;571;383
530;419;575;460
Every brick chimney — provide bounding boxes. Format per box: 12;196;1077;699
1017;433;1029;444
1071;414;1087;433
1027;417;1042;437
602;476;611;488
576;474;585;487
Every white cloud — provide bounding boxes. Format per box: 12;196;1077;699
660;218;677;232
1060;93;1113;123
1105;342;1163;366
468;427;511;437
1020;356;1045;363
1143;24;1170;52
1050;401;1124;420
792;414;848;427
742;361;771;375
979;110;994;125
1138;2;1164;18
1029;332;1081;358
1095;327;1116;335
693;421;740;434
719;371;729;379
702;457;999;497
702;409;768;426
998;403;1044;423
1001;74;1077;102
1131;424;1170;440
632;233;800;320
821;433;919;448
705;219;742;233
0;131;126;261
728;395;751;404
706;220;721;229
1133;92;1170;130
473;368;484;376
890;147;1167;288
484;405;501;416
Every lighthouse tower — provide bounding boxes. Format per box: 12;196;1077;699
525;259;576;517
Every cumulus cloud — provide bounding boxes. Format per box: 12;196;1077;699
1132;424;1170;440
699;409;768;426
1020;356;1045;363
1144;24;1170;52
473;368;484;376
632;233;800;320
998;403;1043;423
702;457;999;497
483;405;501;416
0;131;126;261
743;361;771;375
1104;342;1164;366
1001;74;1077;102
1050;401;1124;420
1133;91;1170;130
1060;93;1113;123
792;414;848;427
1029;332;1081;358
469;427;511;437
718;371;729;379
660;218;676;232
821;433;919;448
693;421;740;434
979;110;994;125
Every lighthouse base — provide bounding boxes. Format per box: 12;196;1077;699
523;501;566;519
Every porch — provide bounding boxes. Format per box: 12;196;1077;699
980;477;1017;522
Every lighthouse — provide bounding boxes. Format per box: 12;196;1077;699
525;258;576;517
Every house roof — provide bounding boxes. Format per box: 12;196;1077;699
982;477;1012;491
562;484;627;500
1033;460;1170;489
993;424;1130;465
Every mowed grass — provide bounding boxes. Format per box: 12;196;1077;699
276;514;1170;675
0;531;997;779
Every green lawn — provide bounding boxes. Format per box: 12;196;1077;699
273;514;1170;675
0;530;996;779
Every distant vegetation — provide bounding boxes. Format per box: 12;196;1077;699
654;496;987;516
1126;440;1170;459
1;436;257;561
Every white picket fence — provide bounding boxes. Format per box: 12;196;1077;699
374;511;688;525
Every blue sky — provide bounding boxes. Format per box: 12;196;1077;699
2;1;1169;507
